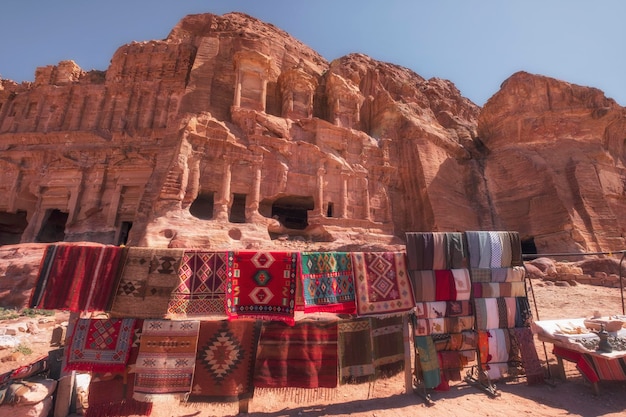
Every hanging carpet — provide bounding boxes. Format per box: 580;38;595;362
188;319;261;403
254;319;338;388
337;318;375;384
133;320;200;402
299;251;356;314
167;251;228;319
109;248;184;319
371;316;405;377
351;252;414;317
226;251;298;325
66;318;136;373
30;243;123;312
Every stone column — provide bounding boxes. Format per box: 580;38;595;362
360;174;371;221
315;166;326;216
340;170;349;219
261;78;268;112
215;157;232;221
233;74;242;108
246;157;263;221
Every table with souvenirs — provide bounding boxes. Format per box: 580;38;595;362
531;316;626;394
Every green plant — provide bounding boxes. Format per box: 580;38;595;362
14;343;33;356
20;308;55;317
0;308;20;320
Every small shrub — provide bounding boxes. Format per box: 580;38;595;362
0;308;20;320
14;343;33;356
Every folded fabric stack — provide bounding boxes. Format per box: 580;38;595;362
466;231;543;385
406;232;476;390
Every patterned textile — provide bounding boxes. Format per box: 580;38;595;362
466;231;523;269
86;319;151;417
451;269;471;300
552;345;599;383
413;316;474;336
485;329;510;380
509;327;544;385
189;319;261;402
337;318;375;384
299;252;356;314
133;320;200;401
405;232;466;270
254;319;338;388
226;251;298;325
66;318;136;373
167;251;228;319
440;351;464;381
414;335;441;389
472;282;526;298
109;248;184;319
414;301;473;320
371;316;405;377
474;298;500;330
352;252;414;316
30;244;124;312
432;331;477;352
515;296;533;327
587;355;626;381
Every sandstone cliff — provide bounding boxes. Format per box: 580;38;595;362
0;12;624;259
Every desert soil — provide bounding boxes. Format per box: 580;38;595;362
2;279;626;417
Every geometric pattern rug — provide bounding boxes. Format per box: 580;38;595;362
167;251;228;319
133;320;200;402
351;252;415;317
188;319;262;402
226;251;298;325
66;318;136;373
109;247;184;319
299;252;356;314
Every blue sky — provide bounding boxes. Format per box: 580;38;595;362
1;0;624;106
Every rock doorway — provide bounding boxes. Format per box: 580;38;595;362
0;210;28;245
521;237;537;257
189;192;215;220
35;209;68;243
271;195;314;230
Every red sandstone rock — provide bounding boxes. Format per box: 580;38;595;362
0;12;623;259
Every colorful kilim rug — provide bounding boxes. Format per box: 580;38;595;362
133;320;200;401
66;318;136;373
109;247;184;319
30;244;124;312
226;251;298;325
299;252;356;314
371;316;405;377
337;318;375;384
167;251;228;319
254;319;338;388
188;319;261;402
351;252;415;316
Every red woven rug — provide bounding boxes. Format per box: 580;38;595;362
31;244;123;312
86;374;152;417
66;318;136;373
254;319;338;388
133;320;200;401
226;251;298;325
167;251;228;319
188;319;261;402
351;252;415;316
109;247;184;319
